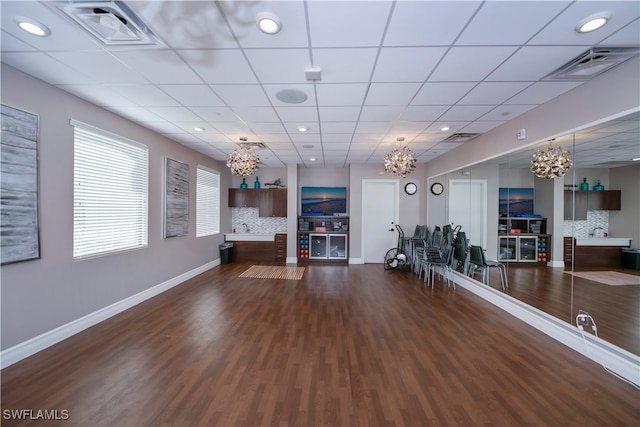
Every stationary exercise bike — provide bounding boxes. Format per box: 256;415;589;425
384;224;410;270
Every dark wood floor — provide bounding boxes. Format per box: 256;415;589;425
2;263;638;426
478;263;640;355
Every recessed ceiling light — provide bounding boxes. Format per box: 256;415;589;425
256;12;281;34
298;126;308;132
576;13;611;33
194;127;204;132
302;144;314;149
309;157;316;162
14;17;50;37
632;157;640;161
440;126;451;131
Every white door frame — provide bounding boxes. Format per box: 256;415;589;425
361;179;400;263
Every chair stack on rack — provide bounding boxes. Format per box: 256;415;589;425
452;231;469;274
468;245;508;291
420;240;454;288
407;225;429;273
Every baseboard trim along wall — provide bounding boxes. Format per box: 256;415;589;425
452;272;640;387
1;260;220;369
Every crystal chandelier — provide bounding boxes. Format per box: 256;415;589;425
530;144;573;179
226;146;260;176
384;138;416;178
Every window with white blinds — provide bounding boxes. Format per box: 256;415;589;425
196;165;220;237
72;121;148;259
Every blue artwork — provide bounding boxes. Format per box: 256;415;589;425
499;188;534;217
301;187;347;216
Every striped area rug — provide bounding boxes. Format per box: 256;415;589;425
565;271;640;286
239;265;306;280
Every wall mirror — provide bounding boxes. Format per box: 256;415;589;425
428;111;639;356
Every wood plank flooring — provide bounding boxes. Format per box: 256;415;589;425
2;263;638;426
480;264;640;355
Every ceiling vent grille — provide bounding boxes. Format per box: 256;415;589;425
545;47;639;80
238;142;268;150
442;133;481;143
57;1;163;47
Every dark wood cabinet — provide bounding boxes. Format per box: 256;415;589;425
275;233;287;262
564;190;620;220
228;188;259;208
228;188;287;217
587;190;621;211
259;189;287;217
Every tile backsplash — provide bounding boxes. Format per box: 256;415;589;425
564;210;609;237
231;208;287;234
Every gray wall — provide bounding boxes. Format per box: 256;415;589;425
1;65;231;350
610;164;640;248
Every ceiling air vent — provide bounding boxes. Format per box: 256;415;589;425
545;47;639;80
238;142;268;150
442;133;480;143
57;1;163;47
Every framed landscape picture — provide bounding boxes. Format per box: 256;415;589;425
1;104;40;264
499;187;534;217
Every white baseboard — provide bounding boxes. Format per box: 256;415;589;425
349;257;363;264
286;256;298;264
0;259;219;369
452;272;640;387
548;260;564;268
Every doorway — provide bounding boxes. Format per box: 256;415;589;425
362;180;399;263
449;179;487;248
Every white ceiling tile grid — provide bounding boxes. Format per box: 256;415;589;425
0;0;638;169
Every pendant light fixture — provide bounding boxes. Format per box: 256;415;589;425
530;139;573;179
226;142;260;177
383;137;416;178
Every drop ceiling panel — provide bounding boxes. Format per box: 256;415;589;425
399;106;449;122
108;85;181;107
63;86;137;108
430;46;519;81
372;47;448;82
129;1;238;49
209;85;271;107
3;1;101;50
318;106;362;122
359;106;404;122
145;106;203;122
157;85;225;107
486;46;590;81
319;122;357;134
112;50;203;84
506;81;583;105
190;106;240;122
365;82;422;106
455;1;570;45
311;48;379;83
179;50;258;84
458;82;533;105
315;84;368;106
225;0;308;49
411;83;477;105
1;52;96;85
307;1;391;47
245;49;311;84
48;51;146;84
229;106;280;122
274;106;318;122
528;1;640;46
0;30;37;51
384;1;481;46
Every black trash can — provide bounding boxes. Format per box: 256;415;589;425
621;248;640;270
219;243;233;264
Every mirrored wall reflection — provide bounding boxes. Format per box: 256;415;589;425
428;111;640;356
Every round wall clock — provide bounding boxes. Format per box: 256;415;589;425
430;182;444;195
404;182;417;195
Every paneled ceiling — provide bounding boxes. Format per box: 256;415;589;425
1;1;639;168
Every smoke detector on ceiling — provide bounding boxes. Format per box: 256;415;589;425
545;47;639;80
57;1;163;47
